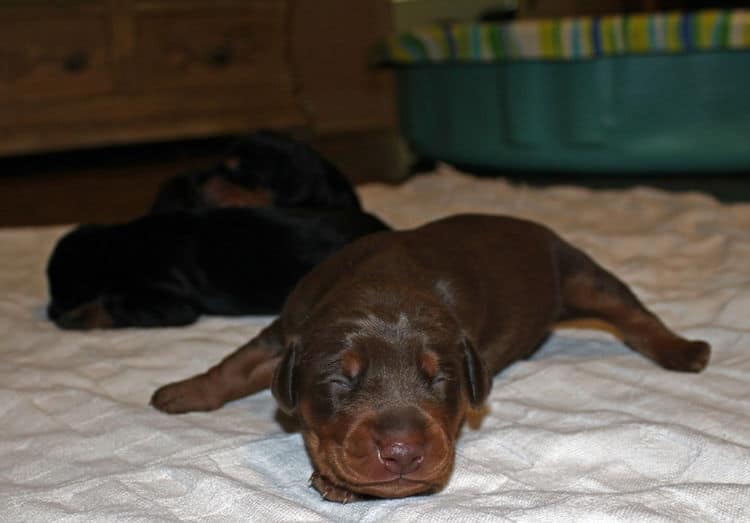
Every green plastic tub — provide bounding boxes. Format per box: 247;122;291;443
380;10;750;173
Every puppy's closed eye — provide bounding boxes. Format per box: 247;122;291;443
323;375;354;393
431;372;448;387
430;371;451;399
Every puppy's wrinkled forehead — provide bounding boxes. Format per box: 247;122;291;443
335;311;449;392
300;296;459;374
342;312;429;352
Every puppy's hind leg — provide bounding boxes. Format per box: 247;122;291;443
151;318;285;413
556;242;710;372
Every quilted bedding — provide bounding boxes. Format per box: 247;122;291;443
1;166;748;522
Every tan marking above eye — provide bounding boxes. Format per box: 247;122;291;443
341;349;363;378
419;349;440;379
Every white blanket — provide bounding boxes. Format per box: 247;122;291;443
2;166;748;522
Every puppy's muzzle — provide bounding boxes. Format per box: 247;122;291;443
330;406;452;497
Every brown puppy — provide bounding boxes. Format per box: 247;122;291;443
152;214;710;502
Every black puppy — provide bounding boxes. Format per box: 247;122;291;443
151;131;361;213
47;208;389;329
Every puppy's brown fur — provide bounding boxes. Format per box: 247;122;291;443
152;214;710;502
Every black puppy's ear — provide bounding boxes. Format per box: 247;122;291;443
461;337;491;408
271;341;300;414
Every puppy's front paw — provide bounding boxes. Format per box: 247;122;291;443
657;339;711;373
55;299;114;330
151;376;223;414
310;472;363;504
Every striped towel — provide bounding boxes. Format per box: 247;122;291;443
379;9;750;63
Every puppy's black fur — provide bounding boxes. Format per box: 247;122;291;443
47;208;389;329
151;131;361;213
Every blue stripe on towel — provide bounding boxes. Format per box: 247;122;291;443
681;12;693;51
592;17;602;57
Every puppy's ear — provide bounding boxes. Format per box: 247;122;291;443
461;337;491;408
271;341;299;414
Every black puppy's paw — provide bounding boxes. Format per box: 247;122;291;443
55;299;114;330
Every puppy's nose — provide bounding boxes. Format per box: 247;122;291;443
378;439;424;475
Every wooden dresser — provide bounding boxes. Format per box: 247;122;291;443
0;0;395;156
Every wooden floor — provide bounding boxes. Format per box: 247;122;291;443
1;129;748;227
